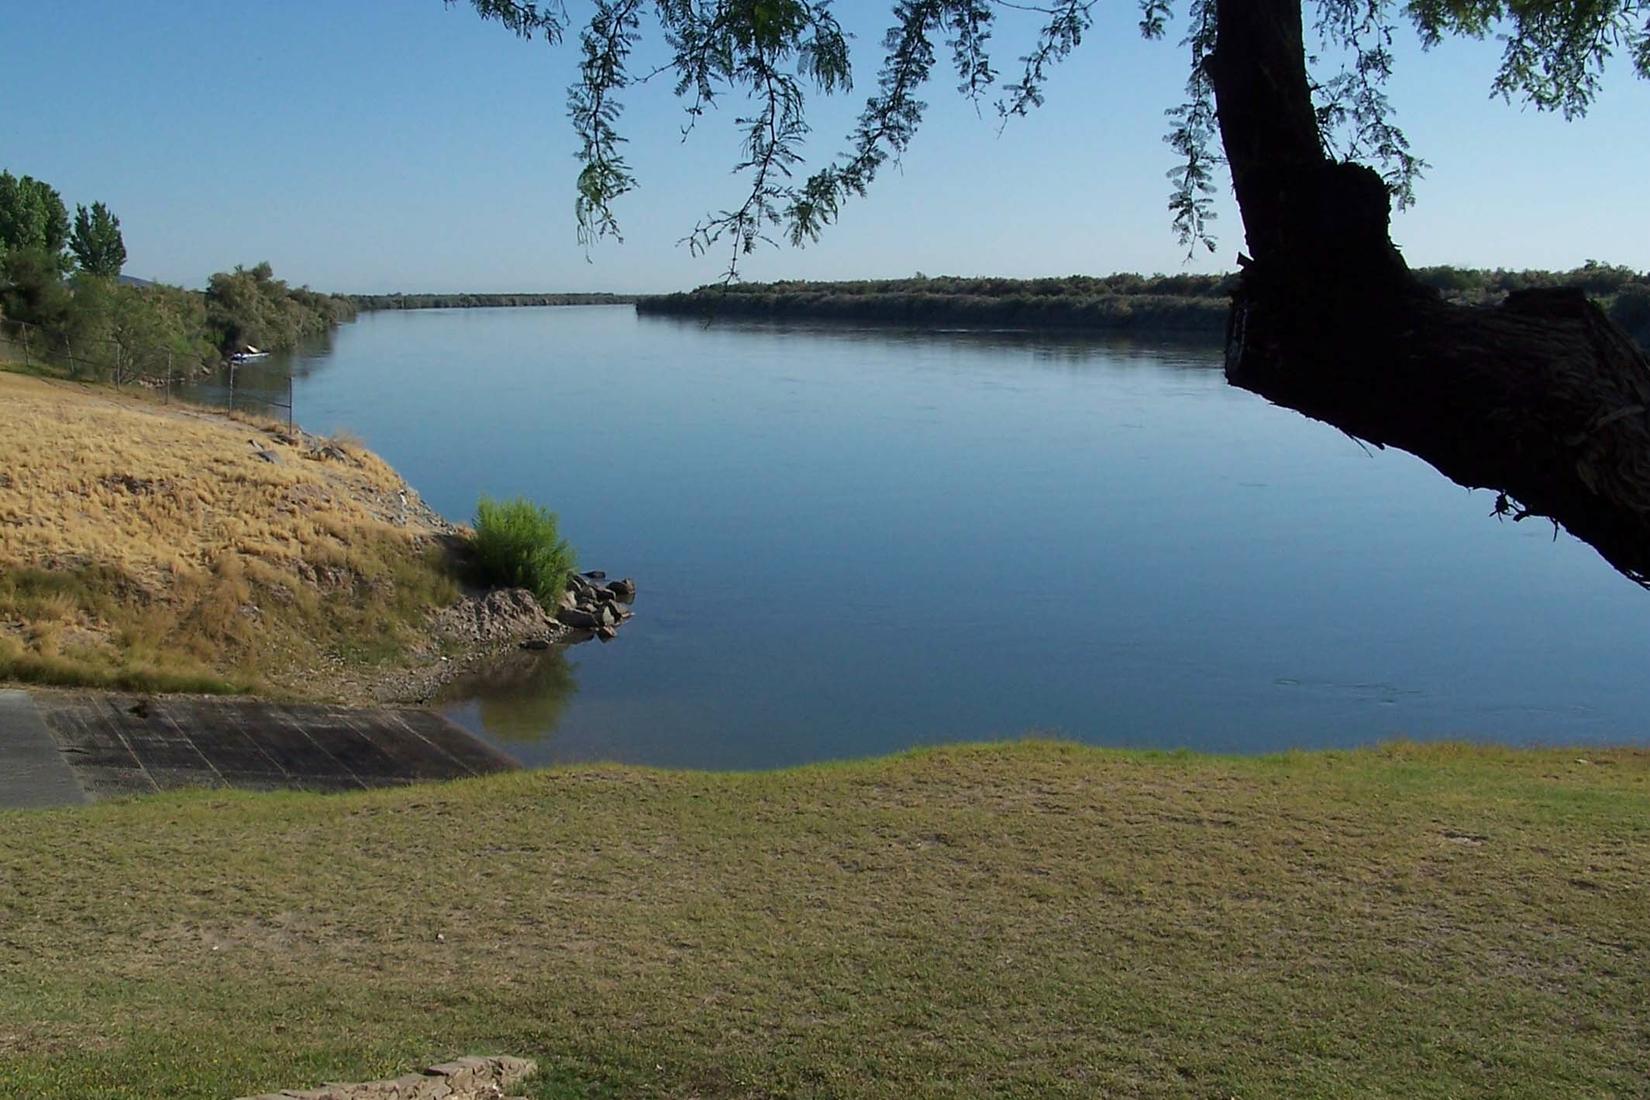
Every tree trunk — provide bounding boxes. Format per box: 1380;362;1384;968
1207;0;1650;585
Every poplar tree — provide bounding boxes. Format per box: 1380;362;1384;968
70;201;126;278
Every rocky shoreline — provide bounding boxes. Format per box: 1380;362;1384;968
0;370;634;712
331;572;638;707
546;570;637;643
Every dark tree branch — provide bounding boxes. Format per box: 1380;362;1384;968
1205;0;1650;588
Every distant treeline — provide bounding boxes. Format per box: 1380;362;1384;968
351;292;640;311
639;266;1650;345
1411;263;1649;344
639;274;1232;335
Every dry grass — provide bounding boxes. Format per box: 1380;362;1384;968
0;371;458;695
0;740;1645;1098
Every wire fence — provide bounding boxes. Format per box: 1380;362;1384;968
0;317;294;428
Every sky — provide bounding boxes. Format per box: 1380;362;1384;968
4;1;1649;293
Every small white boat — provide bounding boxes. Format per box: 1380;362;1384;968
230;345;270;363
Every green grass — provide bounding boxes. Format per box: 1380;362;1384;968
1;740;1646;1098
471;495;576;608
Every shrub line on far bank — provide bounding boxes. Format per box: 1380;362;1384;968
638;264;1650;346
349;292;639;310
640;284;1231;335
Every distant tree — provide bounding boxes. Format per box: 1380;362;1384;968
461;0;1650;588
70;202;126;277
0;171;70;271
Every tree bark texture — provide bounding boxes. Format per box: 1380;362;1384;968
1208;0;1650;584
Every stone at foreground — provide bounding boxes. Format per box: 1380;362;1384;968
236;1054;535;1099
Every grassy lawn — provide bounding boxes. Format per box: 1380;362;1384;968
1;740;1645;1098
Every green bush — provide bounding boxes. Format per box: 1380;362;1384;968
204;261;356;354
471;496;576;608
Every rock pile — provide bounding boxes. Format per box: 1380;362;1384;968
552;570;637;643
238;1054;536;1099
436;588;558;647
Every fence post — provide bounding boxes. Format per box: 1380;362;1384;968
20;325;30;368
228;360;235;412
288;372;294;431
165;351;172;404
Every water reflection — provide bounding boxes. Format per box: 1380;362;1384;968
439;646;580;744
176;329;342;419
635;312;1226;367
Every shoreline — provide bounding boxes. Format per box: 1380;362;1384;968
0;368;578;709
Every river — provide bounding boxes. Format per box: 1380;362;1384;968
207;305;1650;767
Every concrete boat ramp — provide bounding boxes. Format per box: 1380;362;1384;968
0;689;516;810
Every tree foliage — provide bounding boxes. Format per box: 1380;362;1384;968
204;261;357;353
0;241;216;382
0;247;74;332
58;276;211;383
462;0;1650;270
3;253;355;381
0;171;70;273
2;168;357;380
70;201;126;278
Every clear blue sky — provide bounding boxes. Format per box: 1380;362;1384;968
4;1;1648;292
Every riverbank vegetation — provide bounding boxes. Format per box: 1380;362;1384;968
0;258;356;382
0;167;355;380
351;291;638;310
640;265;1650;347
639;273;1234;334
0;738;1643;1097
1418;262;1650;346
0;371;456;697
203;261;356;354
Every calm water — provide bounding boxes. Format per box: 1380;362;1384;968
218;305;1650;767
